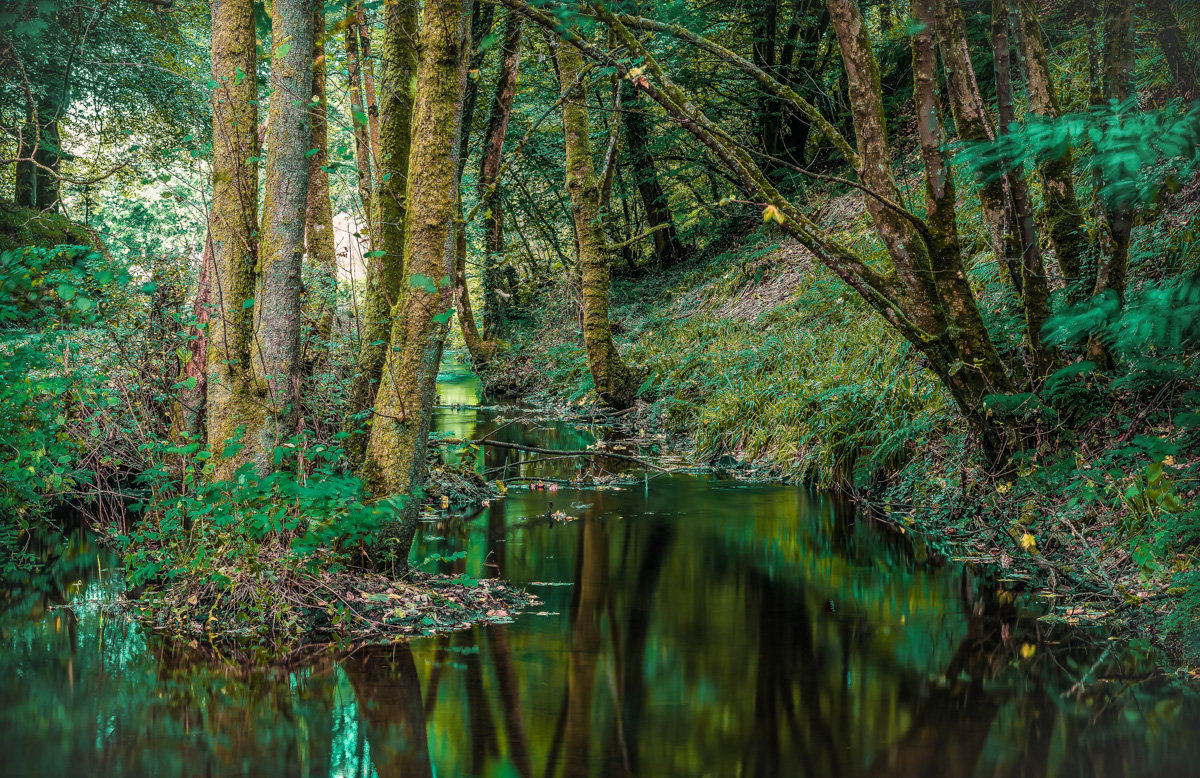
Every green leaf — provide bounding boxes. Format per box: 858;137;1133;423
274;41;292;59
243;298;255;309
409;273;439;293
57;284;75;301
305;148;320;158
432;308;455;325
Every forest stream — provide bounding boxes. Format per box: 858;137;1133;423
3;360;1200;777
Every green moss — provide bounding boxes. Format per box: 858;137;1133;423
0;204;94;253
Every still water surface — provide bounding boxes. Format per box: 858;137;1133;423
3;360;1200;776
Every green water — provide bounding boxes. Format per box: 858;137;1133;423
2;358;1198;776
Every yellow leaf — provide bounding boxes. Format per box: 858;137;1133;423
1019;533;1037;553
1020;643;1036;659
762;204;784;224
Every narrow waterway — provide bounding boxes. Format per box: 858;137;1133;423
2;359;1199;776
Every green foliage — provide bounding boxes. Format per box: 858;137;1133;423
0;244;128;570
961;101;1200;210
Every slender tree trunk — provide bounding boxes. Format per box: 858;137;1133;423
355;1;383;172
33;99;61;212
993;0;1053;377
15;114;36;209
453;0;498;363
455;209;494;362
622;79;685;265
173;229;213;443
346;1;376;245
935;0;1022;293
1094;0;1135;305
1147;0;1198;101
554;34;638;408
1013;0;1091;300
344;0;419;468
207;0;264;478
364;0;471;572
478;9;525;338
307;6;338;365
253;0;316;467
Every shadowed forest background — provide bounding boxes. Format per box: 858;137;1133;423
3;0;1200;774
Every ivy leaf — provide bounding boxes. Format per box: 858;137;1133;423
432;308;455;325
408;274;439;293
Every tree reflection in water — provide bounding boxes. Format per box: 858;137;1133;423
4;434;1200;776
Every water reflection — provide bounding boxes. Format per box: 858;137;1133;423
2;360;1200;776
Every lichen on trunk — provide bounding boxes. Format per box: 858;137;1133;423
364;0;472;573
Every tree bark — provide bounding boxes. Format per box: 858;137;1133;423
622;78;686;265
994;0;1054;377
1147;0;1199;101
306;6;338;366
478;9;525;338
1013;0;1091;301
934;0;1022;293
554;33;638;408
15;116;36;209
207;0;265;478
364;0;471;572
253;0;316;468
173;228;213;443
1094;0;1135;305
344;0;419;468
346;0;377;246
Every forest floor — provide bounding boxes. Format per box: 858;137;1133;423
481;198;1200;666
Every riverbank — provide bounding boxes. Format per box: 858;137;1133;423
479;210;1200;664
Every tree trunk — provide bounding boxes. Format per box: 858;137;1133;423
1013;0;1091;301
1094;0;1135;305
346;0;376;246
344;0;419;468
993;0;1054;377
173;229;213;443
622;79;686;265
554;34;638;408
15;116;36;209
453;0;498;362
935;0;1022;293
207;0;264;478
455;206;494;363
364;0;471;572
306;6;338;366
253;0;316;468
33;102;61;213
478;9;525;338
1147;0;1198;101
355;1;383;174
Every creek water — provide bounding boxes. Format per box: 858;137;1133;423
3;359;1200;776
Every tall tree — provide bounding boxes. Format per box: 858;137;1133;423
344;0;419;468
306;5;338;365
554;31;638;408
252;0;316;466
1147;0;1198;101
1012;0;1091;301
478;9;526;338
207;0;264;477
365;0;471;571
1094;0;1135;306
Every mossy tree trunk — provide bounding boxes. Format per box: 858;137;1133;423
622;78;686;266
934;0;1021;294
173;228;213;443
346;0;377;246
306;6;338;367
252;0;316;469
1147;0;1198;102
344;0;419;468
15;115;36;209
364;0;471;572
554;34;637;409
478;9;526;339
1094;0;1135;306
207;0;265;478
1013;0;1091;302
992;0;1054;378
